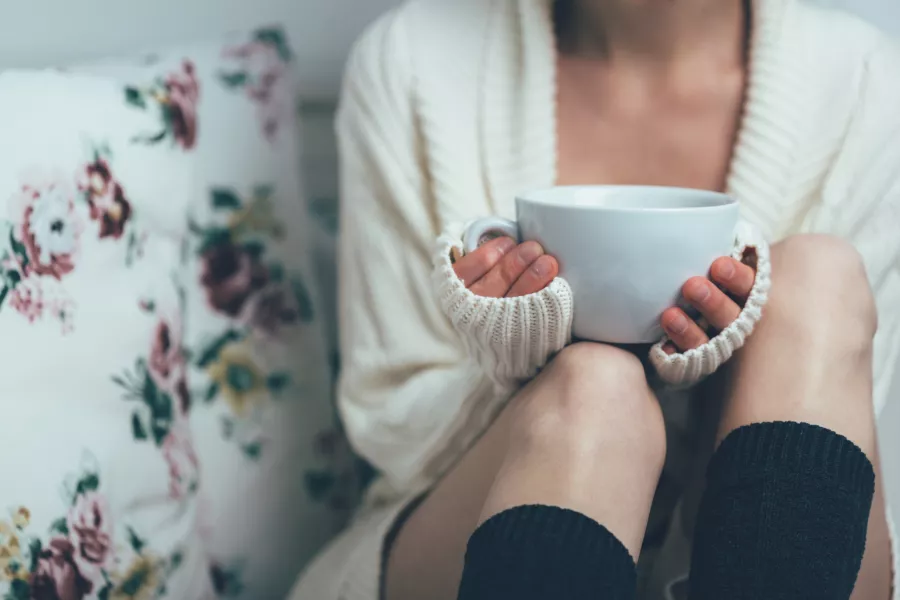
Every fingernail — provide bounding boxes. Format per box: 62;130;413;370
531;257;552;277
686;282;711;303
715;259;735;281
496;237;516;253
517;242;544;264
666;313;689;335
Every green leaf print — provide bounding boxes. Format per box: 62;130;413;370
196;330;244;368
127;526;146;554
304;470;337;501
254;27;293;62
75;473;100;495
209;563;245;597
131;412;149;440
9;230;28;269
211;188;243;210
291;276;315;322
28;538;43;571
131;129;168;145
265;373;290;393
242;442;263;460
124;86;147;110
204;383;220;404
7;579;30;600
196;228;233;255
218;71;249;88
241;240;264;259
49;517;69;536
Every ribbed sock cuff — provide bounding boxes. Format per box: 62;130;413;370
458;505;636;600
691;421;876;600
707;421;875;496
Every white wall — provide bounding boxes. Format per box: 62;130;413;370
0;0;894;97
0;0;402;99
817;0;900;35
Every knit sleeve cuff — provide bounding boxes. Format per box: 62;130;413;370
432;225;574;388
649;222;772;387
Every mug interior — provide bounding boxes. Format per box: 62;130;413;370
520;185;735;211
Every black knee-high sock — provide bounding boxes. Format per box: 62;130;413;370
457;505;637;600
690;421;876;600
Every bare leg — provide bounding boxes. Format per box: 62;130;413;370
385;343;667;600
716;234;891;599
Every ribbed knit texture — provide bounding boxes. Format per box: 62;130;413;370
458;505;637;600
435;221;770;388
691;422;876;600
294;0;900;598
434;226;574;388
650;221;773;385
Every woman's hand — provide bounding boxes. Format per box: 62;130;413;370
661;256;757;354
452;237;560;298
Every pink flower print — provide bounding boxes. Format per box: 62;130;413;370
228;42;284;103
52;298;76;334
8;276;44;322
148;318;183;388
164;60;200;150
240;283;299;337
66;492;113;588
222;41;287;140
12;171;82;280
148;317;190;415
200;240;269;317
76;157;132;239
29;537;93;600
162;420;199;500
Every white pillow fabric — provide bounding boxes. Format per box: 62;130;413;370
0;70;212;600
78;27;360;598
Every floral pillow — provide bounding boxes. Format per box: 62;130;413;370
78;26;360;598
0;70;208;600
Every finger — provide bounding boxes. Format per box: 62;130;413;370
662;341;679;355
506;255;559;298
682;276;742;331
453;237;516;287
470;241;545;298
710;257;756;301
661;306;710;351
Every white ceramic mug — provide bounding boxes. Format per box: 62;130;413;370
464;185;740;344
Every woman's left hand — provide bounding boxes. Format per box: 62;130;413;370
661;256;757;354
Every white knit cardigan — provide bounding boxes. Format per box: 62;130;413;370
320;0;900;596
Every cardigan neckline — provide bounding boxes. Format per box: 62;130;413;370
478;0;798;241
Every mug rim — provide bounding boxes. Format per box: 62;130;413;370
517;185;737;213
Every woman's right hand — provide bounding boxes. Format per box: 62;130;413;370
452;237;560;298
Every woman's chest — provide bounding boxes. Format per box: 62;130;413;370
555;68;745;193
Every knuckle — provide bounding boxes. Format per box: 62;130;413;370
500;257;525;285
480;247;503;269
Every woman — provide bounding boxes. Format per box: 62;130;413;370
293;0;900;598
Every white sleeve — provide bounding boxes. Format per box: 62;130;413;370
811;39;900;418
432;226;573;388
649;222;772;386
337;13;513;491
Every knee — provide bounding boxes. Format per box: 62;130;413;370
511;343;666;471
769;234;877;348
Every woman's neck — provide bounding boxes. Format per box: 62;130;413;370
556;0;749;70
